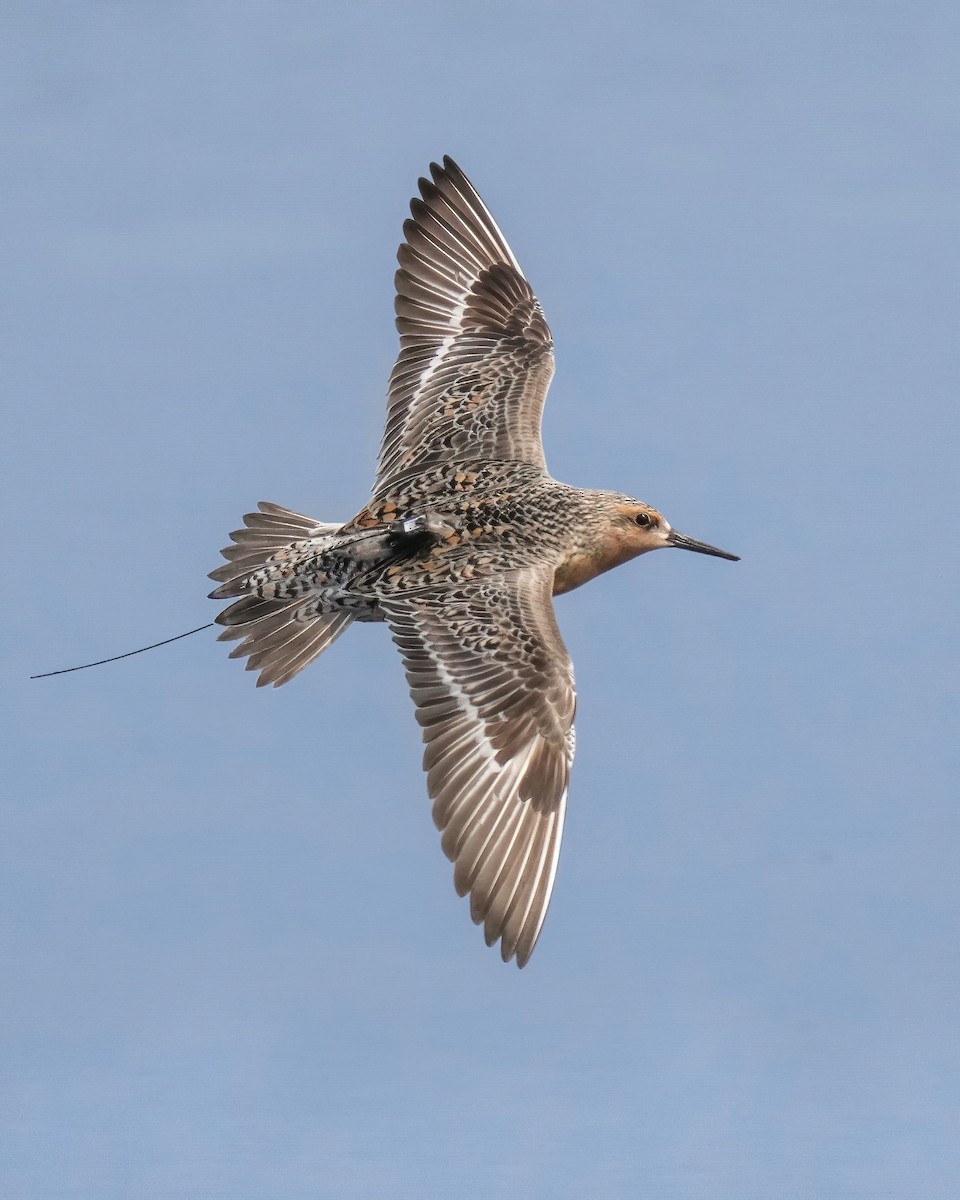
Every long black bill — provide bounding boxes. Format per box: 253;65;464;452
667;530;740;561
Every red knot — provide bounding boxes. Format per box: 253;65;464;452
210;157;739;967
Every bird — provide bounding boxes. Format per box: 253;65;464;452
209;156;739;967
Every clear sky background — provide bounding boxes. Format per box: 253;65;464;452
4;3;958;1197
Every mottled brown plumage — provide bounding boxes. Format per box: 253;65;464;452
211;157;738;966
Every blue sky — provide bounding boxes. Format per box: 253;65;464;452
4;3;959;1197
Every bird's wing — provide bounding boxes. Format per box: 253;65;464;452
374;156;555;494
383;566;576;967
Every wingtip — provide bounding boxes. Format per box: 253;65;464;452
426;155;463;187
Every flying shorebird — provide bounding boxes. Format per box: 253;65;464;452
209;156;739;967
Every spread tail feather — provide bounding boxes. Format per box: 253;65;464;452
218;602;353;687
210;501;353;687
209;501;341;589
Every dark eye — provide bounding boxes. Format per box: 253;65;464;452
635;513;652;528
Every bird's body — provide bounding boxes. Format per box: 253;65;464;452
211;157;737;966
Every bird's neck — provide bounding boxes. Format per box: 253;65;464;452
553;528;645;595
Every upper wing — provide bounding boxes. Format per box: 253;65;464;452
383;567;576;967
374;156;555;494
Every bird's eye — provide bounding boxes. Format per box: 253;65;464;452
635;513;652;528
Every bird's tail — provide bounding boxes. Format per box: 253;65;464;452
208;501;354;688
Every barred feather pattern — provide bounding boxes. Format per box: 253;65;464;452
376;156;555;493
384;566;575;967
209;502;356;687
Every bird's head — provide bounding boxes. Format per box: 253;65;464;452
553;493;739;595
611;500;740;562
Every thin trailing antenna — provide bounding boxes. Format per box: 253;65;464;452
31;623;215;679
